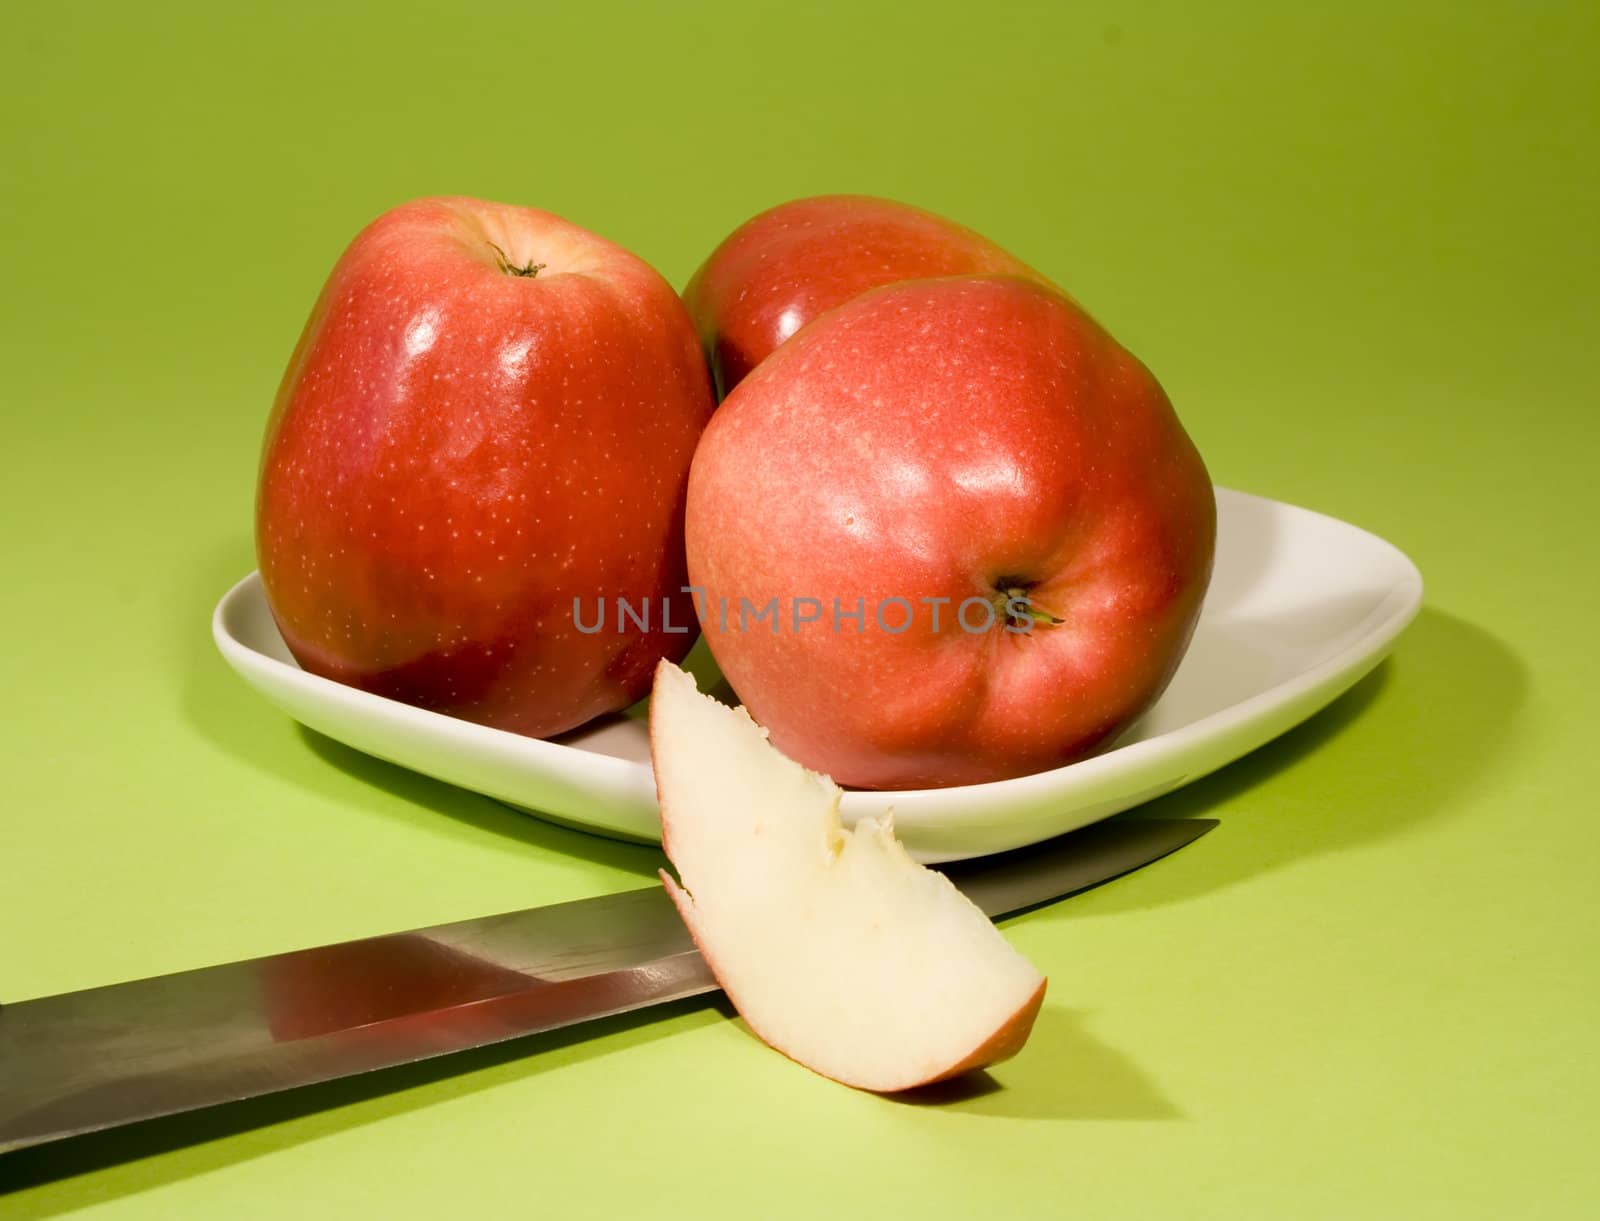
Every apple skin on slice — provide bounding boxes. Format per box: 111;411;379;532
650;660;1046;1092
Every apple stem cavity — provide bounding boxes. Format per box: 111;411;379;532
486;240;546;279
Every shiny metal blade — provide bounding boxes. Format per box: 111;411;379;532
0;817;1215;1154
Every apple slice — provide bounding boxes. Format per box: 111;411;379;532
650;660;1046;1091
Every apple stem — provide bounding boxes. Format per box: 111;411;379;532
486;241;546;278
1001;587;1064;629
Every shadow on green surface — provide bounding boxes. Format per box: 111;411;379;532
298;726;666;881
0;992;736;1212
1076;606;1527;915
0;994;1168;1205
893;1005;1181;1120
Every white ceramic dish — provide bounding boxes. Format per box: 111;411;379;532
213;488;1422;862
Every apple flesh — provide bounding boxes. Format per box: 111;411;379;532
685;274;1215;789
683;194;1053;397
651;660;1046;1092
257;197;714;738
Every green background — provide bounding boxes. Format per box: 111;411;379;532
3;1;1596;1216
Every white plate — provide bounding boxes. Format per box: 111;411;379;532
213;488;1422;862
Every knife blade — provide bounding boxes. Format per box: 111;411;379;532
0;816;1214;1154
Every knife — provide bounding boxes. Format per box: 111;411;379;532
0;816;1214;1154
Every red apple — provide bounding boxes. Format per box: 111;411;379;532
257;197;714;738
684;275;1215;790
683;194;1053;397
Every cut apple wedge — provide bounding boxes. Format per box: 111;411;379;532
650;660;1046;1092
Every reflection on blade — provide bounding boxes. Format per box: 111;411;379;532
0;887;706;1153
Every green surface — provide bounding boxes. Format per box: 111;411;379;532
2;1;1596;1216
